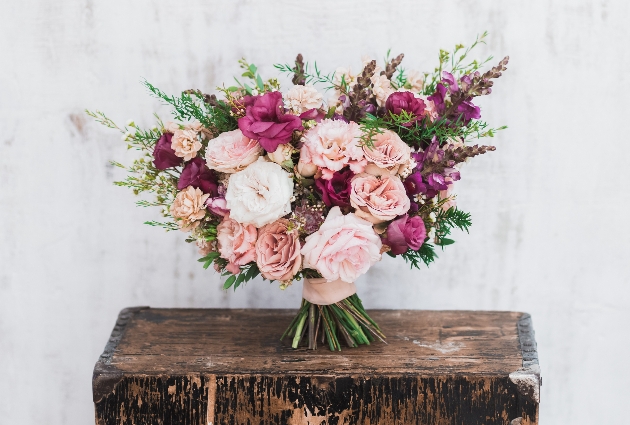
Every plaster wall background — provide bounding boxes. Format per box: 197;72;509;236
1;1;628;423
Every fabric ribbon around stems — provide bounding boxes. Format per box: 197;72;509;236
302;278;357;305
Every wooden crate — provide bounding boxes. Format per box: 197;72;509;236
93;308;540;425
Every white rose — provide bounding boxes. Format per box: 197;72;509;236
285;85;323;114
225;157;294;227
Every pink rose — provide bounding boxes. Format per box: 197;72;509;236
300;119;366;180
301;207;382;282
216;215;257;274
350;173;410;224
255;219;302;281
381;214;427;255
362;129;412;176
205;129;262;174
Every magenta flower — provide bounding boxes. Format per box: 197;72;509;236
152;133;182;170
385;91;426;126
382;214;427;255
237;92;303;153
177;157;218;195
314;168;353;208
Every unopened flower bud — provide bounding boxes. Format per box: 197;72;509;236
126;119;136;128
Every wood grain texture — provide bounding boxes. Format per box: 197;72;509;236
94;308;539;424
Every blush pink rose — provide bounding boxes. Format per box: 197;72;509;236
300;119;366;180
216;215;258;275
301;207;382;282
255;219;302;281
362;129;412;176
350;173;410;224
205;129;262;173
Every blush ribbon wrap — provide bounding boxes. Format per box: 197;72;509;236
302;278;357;305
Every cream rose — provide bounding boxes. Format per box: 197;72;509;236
166;121;203;161
205;129;262;173
225;157;294;228
267;143;293;165
301;207;382;282
350;173;410;224
170;186;209;231
371;73;394;107
285;85;323;114
216;215;257;274
406;70;424;92
255;219;302;281
300;119;366;180
362;129;412;176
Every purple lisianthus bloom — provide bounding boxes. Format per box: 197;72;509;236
427;172;449;191
152;133;182;170
237;91;303;153
427;83;447;116
382;214;427;255
299;108;325;122
456;100;481;123
403;172;427;196
177;157;218;195
441;71;459;92
385;91;426;126
314;168;353;208
206;196;229;217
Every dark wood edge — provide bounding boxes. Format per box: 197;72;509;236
92;306;149;403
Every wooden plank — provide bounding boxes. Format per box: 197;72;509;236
94;308;539;424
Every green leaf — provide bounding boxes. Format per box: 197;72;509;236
223;275;236;290
233;273;246;290
256;75;264;91
249;64;257;74
197;252;219;262
437;238;455;246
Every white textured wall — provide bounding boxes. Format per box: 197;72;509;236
1;1;628;423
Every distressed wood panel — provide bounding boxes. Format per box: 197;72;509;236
94;308;539;424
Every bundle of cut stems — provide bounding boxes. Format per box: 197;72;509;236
281;294;386;351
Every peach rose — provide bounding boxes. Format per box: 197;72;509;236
267;143;293;165
170;186;210;231
301;206;382;282
300;119;366;180
216;215;258;274
205;129;262;173
255;219;301;281
350;173;410;224
362;129;412;176
166;121;203;161
285;85;323;114
371;73;394;107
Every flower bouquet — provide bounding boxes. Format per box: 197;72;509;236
88;33;508;351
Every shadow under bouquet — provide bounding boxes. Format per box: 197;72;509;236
89;34;508;351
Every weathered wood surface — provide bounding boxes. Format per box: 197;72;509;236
93;308;540;425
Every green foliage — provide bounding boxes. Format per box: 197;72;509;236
274;61;337;90
144;221;179;231
423;31;494;95
435;207;472;248
221;262;260;291
197;252;220;269
401;243;437;269
143;80;238;134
